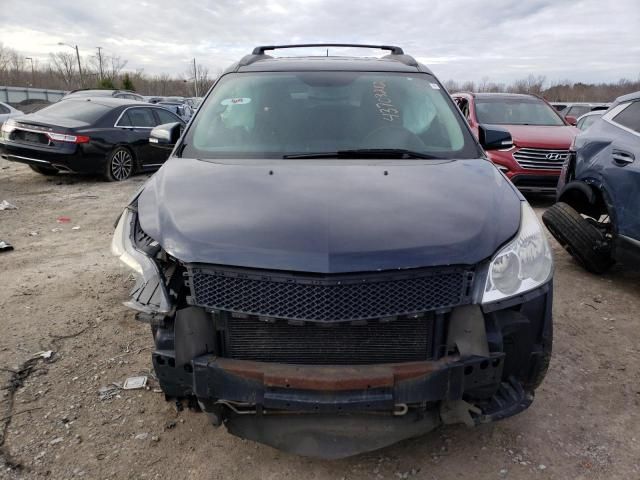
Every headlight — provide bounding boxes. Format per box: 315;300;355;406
1;118;16;137
111;207;172;314
482;202;553;303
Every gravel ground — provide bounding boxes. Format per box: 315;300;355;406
1;158;639;480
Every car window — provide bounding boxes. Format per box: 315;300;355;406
116;111;133;127
183;71;479;160
566;106;591;118
155;108;182;124
612;101;640;133
474;96;565;126
37;99;111;123
0;104;10;114
125;108;157;127
457;99;470;120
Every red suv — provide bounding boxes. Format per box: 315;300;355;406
453;92;579;193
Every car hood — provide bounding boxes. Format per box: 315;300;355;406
496;125;578;149
137;158;522;273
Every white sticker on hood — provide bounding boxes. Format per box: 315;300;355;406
221;97;252;105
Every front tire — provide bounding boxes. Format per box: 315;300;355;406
29;164;59;176
104;147;135;182
542;202;613;274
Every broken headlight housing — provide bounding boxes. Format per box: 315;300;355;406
482;202;553;303
111;207;172;314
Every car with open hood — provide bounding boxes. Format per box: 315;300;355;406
453;92;579;193
111;44;554;458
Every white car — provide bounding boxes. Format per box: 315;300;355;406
0;102;24;125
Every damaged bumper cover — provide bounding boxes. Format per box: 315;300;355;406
148;287;551;458
152;351;532;458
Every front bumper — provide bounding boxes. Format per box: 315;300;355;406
488;150;561;193
146;282;553;458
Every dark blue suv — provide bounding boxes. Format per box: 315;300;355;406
111;44;554;458
543;91;640;273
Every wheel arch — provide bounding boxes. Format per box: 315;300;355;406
558;181;607;219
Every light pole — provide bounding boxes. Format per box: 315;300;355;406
25;57;35;87
58;42;84;87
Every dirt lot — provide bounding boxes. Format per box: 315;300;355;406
1;158;639;480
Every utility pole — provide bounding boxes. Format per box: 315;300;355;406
58;42;84;88
75;45;84;87
25;57;35;87
193;58;199;97
96;46;104;82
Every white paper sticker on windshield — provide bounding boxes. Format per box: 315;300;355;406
430;83;440;90
221;97;252;106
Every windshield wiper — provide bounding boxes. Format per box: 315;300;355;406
283;149;440;159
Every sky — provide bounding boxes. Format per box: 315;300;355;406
1;0;639;84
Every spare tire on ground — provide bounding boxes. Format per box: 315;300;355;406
542;202;613;274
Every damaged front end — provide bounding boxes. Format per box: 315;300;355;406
112;202;553;459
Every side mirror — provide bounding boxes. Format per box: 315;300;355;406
565;115;577;126
149;122;183;149
478;125;513;150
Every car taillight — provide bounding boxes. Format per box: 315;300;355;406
47;132;91;144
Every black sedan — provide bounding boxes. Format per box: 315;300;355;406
0;97;184;181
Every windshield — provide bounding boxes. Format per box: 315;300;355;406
181;71;479;159
38;99;111;123
475;96;565;126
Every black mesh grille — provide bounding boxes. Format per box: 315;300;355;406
224;316;433;364
189;266;472;322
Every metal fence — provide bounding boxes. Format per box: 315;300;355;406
0;86;67;112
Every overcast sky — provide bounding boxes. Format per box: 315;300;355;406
2;0;639;84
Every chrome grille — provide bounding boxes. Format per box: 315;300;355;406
513;148;569;171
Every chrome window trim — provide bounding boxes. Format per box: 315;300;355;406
114;106;179;129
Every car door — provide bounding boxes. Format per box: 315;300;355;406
115;107;158;166
599;101;640;239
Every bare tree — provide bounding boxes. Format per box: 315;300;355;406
508;75;546;95
0;43;12;73
105;55;127;82
49;52;77;87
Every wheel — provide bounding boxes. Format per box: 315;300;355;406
542;202;613;274
104;147;135;181
29;164;59;176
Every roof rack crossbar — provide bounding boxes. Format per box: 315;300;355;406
252;43;405;55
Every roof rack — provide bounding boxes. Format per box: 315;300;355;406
239;44;418;68
252;43;404;55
